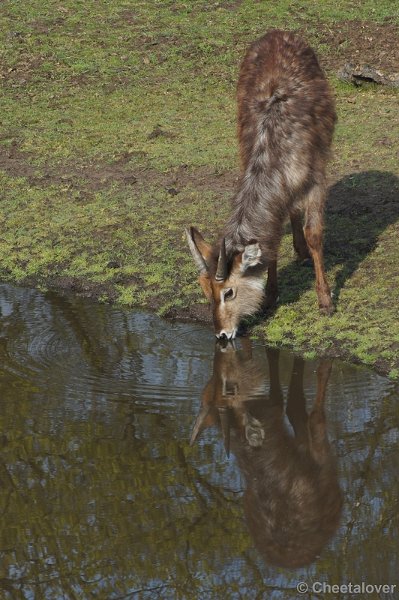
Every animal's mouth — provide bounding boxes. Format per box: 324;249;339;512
216;338;237;352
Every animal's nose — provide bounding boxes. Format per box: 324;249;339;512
215;329;237;340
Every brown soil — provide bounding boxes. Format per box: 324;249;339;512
0;143;239;198
309;20;399;75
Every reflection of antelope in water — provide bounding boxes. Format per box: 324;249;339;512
191;340;342;568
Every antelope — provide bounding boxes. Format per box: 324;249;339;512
191;341;342;568
186;30;336;339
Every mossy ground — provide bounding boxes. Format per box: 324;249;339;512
0;1;398;376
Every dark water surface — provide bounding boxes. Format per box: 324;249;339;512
0;283;398;600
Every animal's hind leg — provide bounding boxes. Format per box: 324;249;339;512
303;184;333;315
289;209;310;262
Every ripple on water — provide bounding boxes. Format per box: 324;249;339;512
0;285;214;411
0;283;398;597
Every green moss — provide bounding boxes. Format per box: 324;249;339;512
389;369;399;380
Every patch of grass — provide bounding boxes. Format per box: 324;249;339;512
0;1;398;376
0;171;229;309
389;369;399;380
256;209;399;375
1;1;397;170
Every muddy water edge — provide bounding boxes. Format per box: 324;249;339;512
0;283;398;599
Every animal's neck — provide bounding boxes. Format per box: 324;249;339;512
224;168;284;261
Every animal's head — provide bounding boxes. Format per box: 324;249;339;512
190;338;268;456
186;227;265;339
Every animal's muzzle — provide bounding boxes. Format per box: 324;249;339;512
215;329;237;341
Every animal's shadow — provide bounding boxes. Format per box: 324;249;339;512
191;339;342;568
246;170;398;326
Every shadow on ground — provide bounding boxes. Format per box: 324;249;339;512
247;170;399;325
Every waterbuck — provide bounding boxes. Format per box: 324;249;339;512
186;30;336;339
190;341;342;568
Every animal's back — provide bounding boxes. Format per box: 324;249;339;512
186;30;337;336
237;30;336;190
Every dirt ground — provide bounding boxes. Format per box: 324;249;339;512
313;20;399;74
1;18;397;187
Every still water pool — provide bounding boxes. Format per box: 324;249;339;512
0;284;398;599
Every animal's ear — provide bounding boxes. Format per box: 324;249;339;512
199;275;213;301
190;227;212;261
185;227;212;273
240;242;262;272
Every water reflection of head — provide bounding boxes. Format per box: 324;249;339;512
191;339;342;569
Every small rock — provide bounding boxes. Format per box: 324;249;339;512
166;187;179;196
107;261;121;269
377;137;392;146
338;62;399;88
147;125;175;140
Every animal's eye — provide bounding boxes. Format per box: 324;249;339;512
224;288;234;301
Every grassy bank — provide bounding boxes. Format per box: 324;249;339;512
0;1;398;376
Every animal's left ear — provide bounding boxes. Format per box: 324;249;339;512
240;242;262;272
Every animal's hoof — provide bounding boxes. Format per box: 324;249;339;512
300;257;313;267
319;303;334;316
263;294;279;310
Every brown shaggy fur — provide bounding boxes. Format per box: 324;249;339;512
187;30;336;336
227;30;336;252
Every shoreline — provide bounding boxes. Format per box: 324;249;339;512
1;275;396;380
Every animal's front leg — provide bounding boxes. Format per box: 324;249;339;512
264;260;278;309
